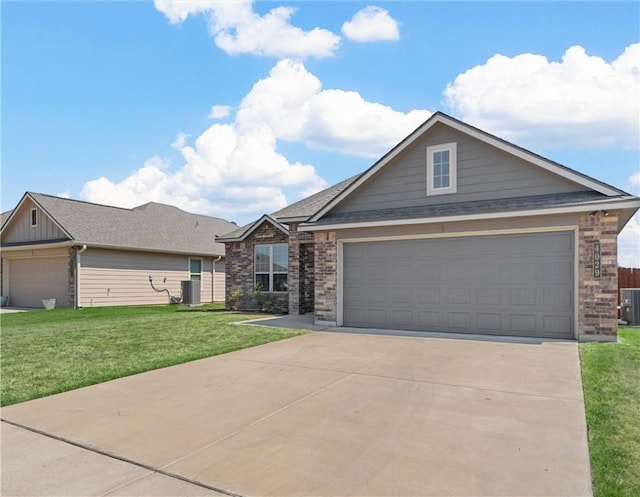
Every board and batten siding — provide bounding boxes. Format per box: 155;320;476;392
79;248;224;307
2;200;67;244
332;122;589;215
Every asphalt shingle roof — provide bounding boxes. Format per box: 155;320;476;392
312;191;615;225
217;175;361;240
6;193;237;255
270;175;361;220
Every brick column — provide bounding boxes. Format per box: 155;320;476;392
578;211;618;341
288;227;302;315
288;226;315;315
314;231;337;325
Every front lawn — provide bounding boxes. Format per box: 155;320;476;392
580;327;640;497
0;305;304;407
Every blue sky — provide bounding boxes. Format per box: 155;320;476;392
2;1;639;264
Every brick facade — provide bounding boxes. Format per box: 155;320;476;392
288;226;315;315
313;231;338;324
578;211;619;341
226;212;622;339
225;221;289;313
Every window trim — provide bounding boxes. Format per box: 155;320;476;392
30;208;38;227
254;243;288;293
426;142;457;196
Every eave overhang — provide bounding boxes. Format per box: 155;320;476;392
299;197;640;234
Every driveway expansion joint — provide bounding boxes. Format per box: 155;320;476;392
0;418;244;497
231;357;584;403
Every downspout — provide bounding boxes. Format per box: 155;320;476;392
76;244;87;308
213;255;222;302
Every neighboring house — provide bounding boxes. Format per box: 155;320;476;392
0;193;237;308
218;112;640;341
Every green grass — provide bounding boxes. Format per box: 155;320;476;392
580;327;640;497
0;304;305;407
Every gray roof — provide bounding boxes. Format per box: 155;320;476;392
312;191;617;225
216;214;287;242
271;175;361;220
217;175;361;241
3;193;237;256
1;210;13;228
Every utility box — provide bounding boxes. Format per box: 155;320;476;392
620;288;640;325
181;280;201;306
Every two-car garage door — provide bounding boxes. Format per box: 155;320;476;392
343;231;574;339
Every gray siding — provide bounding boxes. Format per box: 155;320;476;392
2;199;68;244
333;123;589;215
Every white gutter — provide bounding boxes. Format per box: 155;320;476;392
1;239;223;258
0;240;75;252
299;198;640;232
76;244;87;308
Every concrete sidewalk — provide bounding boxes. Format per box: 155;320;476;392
1;331;592;496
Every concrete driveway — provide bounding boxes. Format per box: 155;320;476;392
1;331;592;496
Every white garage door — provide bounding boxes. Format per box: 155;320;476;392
343;231;574;339
8;257;69;308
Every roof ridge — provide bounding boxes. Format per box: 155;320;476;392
29;192;135;212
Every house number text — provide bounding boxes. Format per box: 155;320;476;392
593;242;601;278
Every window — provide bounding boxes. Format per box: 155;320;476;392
255;244;288;292
427;142;457;196
190;258;202;283
30;208;38;227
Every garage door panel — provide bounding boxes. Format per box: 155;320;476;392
392;310;413;327
447;288;470;305
446;263;471;280
392;287;413;304
477;313;502;330
510;314;537;332
417;310;440;327
9;257;69;308
393;263;413;281
477;263;502;280
448;312;471;329
417;264;439;279
509;288;537;306
365;287;386;304
543;232;573;253
416;287;440;304
543;288;572;307
544;315;572;335
474;237;502;255
477;288;501;305
343;232;574;339
542;261;573;281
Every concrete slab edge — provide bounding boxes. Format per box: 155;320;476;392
0;418;244;497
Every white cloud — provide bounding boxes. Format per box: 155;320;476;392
629;171;640;188
171;133;189;151
619;212;640;268
208;105;231;119
342;6;400;42
80;59;430;224
57;190;70;199
154;0;340;59
445;44;640;149
236;59;431;157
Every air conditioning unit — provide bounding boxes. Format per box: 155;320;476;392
181;280;201;306
620;288;640;325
